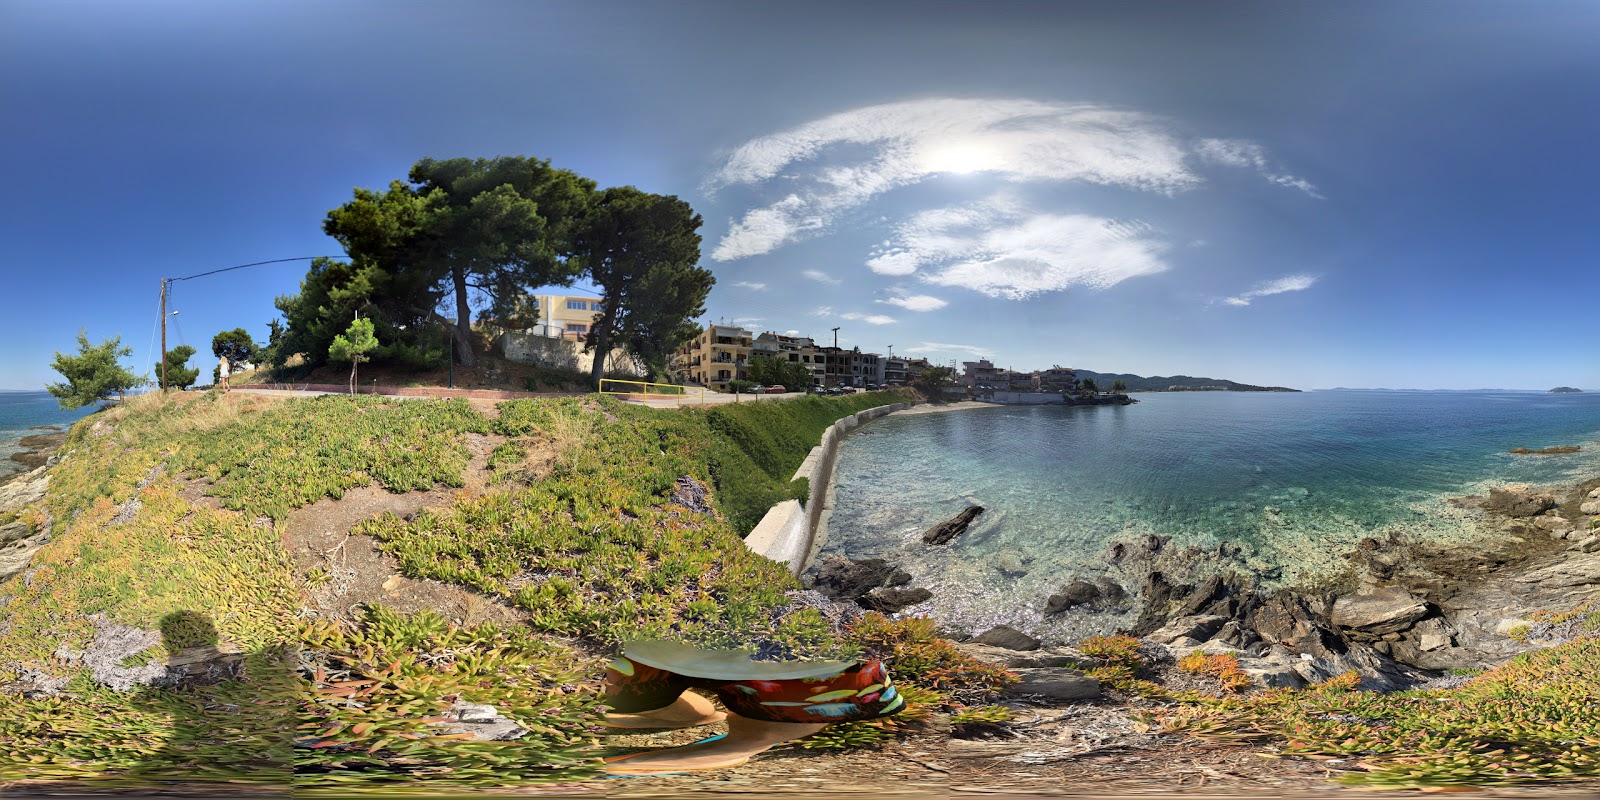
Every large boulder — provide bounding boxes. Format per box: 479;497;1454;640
1044;580;1103;614
1483;486;1558;518
1007;667;1101;700
859;587;932;613
1248;593;1345;657
808;557;910;602
971;625;1041;651
1146;615;1230;645
923;505;985;545
957;643;1091;669
1290;644;1430;692
1331;587;1430;637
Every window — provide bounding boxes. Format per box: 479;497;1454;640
567;323;587;333
566;300;588;310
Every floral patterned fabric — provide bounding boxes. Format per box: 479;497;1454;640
605;655;904;724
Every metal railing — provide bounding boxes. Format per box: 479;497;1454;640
598;378;706;406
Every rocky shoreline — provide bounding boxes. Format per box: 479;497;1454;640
805;474;1600;693
0;428;67;582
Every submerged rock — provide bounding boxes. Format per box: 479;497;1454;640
1483;486;1557;518
923;505;985;545
971;624;1041;651
809;557;910;602
860;587;932;613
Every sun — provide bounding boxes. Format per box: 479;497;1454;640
921;142;1002;175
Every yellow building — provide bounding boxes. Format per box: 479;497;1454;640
528;293;604;340
670;324;753;391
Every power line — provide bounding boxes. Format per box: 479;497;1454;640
168;256;342;283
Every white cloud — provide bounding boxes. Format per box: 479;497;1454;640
784;329;800;336
813;306;897;325
878;294;948;312
1195;138;1322;198
1222;274;1319;306
708;99;1320;264
731;316;764;326
731;281;767;291
802;269;841;285
869;194;1168;299
903;341;996;359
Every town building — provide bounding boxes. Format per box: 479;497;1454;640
962;358;1003;389
670;324;754;391
1036;365;1078;392
754;332;825;387
524;293;604;340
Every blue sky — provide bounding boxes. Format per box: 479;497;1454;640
3;0;1597;391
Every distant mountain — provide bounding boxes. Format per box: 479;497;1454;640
1549;386;1583;394
1074;370;1298;393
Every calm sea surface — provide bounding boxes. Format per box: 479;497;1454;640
823;390;1600;638
0;391;96;478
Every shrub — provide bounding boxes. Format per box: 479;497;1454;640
844;614;1015;700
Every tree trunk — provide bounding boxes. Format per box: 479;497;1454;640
586;303;620;387
451;265;478;367
350;362;357;395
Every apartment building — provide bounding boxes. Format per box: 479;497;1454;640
754;332;825;387
671;324;754;391
962;359;1003;389
1036;365;1078;391
882;355;908;386
524;293;604;340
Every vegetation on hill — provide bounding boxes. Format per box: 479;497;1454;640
1073;369;1298;392
0;389;904;789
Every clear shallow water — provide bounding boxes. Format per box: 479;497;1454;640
823;391;1600;638
0;391;96;478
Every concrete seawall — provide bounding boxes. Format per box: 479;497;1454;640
743;402;914;575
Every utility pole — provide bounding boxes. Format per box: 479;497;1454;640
831;326;840;388
159;279;169;391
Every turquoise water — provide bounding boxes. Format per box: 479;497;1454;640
823;390;1600;638
0;391;95;478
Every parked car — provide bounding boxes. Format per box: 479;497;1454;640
839;386;858;394
765;385;786;393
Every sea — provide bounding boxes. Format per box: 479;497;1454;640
0;391;97;480
821;390;1600;640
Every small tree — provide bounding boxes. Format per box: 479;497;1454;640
213;328;259;369
46;329;146;409
1081;378;1099;395
1111;379;1127;393
157;345;200;390
328;316;378;395
911;365;957;402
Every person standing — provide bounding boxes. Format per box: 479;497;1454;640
218;355;231;393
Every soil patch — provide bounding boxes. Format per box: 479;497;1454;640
280;485;525;627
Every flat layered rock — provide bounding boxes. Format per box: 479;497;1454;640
1331;587;1429;635
1008;667;1101;700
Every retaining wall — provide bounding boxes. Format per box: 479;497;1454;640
743;401;913;576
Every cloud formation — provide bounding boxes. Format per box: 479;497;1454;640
1222;274;1318;306
903;341;996;359
731;281;767;291
878;294;948;311
813;306;897;325
709;98;1315;263
801;269;841;285
869;194;1168;299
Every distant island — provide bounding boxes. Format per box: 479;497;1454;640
1074;370;1298;393
1549;386;1583;394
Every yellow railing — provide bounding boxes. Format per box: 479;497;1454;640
598;379;706;406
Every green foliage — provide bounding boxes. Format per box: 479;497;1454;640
156;344;200;390
329;315;380;393
910;365;956;400
1111;379;1128;393
1156;636;1600;789
726;379;758;394
297;607;600;787
575;186;713;383
1080;377;1099;393
747;355;810;391
844;614;1016;700
46;329;146;409
211;328;258;366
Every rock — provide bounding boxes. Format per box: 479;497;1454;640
451;702;500;723
1533;515;1574;533
1579;498;1600;515
1330;587;1430;636
1248;593;1345;657
1044;580;1102;614
957;643;1091;669
1007;667;1101;700
1238;660;1305;689
1172;575;1232;619
972;625;1041;651
1509;445;1581;455
809;557;911;602
860;587;932;613
995;550;1027;576
1289;645;1429;692
923;505;985;545
1483;486;1557;518
1146;615;1229;645
429;700;529;741
1517;552;1600;587
1570;536;1600;554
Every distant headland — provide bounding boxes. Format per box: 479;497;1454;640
1549;386;1584;394
1073;369;1298;393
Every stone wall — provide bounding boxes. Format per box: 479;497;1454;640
743;402;914;575
495;332;644;376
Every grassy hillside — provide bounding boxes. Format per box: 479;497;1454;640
0;389;902;790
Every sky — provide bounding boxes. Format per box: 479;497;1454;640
3;0;1598;391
